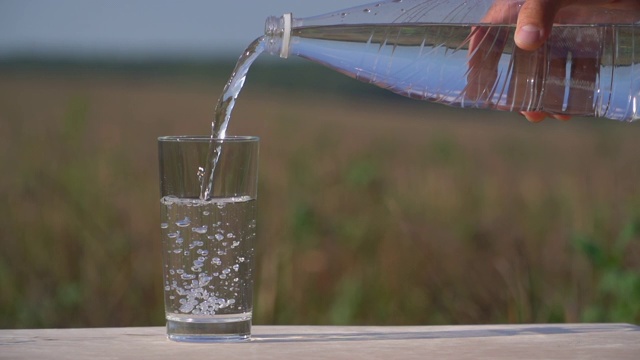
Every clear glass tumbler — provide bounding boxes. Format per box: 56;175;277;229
158;136;259;342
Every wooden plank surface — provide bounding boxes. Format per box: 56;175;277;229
1;324;639;359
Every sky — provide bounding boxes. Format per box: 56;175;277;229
0;0;367;60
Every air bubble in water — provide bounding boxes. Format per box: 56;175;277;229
181;273;195;280
179;304;194;313
192;225;208;234
215;233;224;241
160;223;168;229
176;217;191;227
199;272;212;280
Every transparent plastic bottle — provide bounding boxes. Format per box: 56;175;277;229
264;0;640;121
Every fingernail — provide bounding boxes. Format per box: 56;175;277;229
516;25;542;46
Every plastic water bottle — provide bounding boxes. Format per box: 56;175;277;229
264;0;640;121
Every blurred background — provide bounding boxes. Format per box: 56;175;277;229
1;0;639;329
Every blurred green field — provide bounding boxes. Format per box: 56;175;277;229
0;60;639;329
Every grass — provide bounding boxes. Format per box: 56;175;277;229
0;62;639;328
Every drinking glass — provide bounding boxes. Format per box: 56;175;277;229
158;136;259;342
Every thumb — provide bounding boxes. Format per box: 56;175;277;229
514;0;563;51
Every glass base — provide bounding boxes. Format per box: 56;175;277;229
166;317;251;343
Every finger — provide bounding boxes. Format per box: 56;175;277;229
521;111;573;122
553;114;572;121
514;0;640;51
521;111;547;122
514;0;564;51
466;26;507;105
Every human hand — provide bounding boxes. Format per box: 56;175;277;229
514;0;640;122
467;0;640;122
514;0;640;51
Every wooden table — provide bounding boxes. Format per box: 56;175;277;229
1;324;639;359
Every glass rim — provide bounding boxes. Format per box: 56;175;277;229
158;135;259;143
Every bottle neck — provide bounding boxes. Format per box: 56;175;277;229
265;13;293;58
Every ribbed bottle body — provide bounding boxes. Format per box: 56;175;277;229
264;0;640;121
287;23;639;121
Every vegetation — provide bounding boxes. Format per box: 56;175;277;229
0;60;639;328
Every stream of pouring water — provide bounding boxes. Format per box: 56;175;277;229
199;37;266;200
